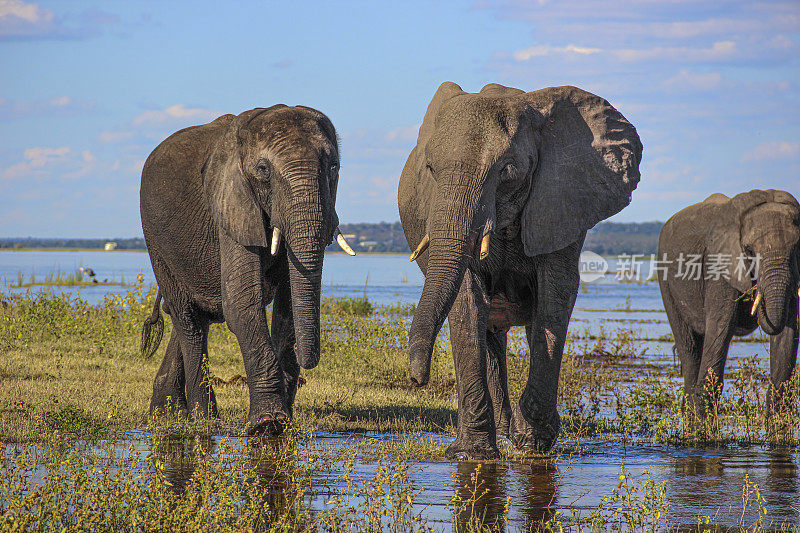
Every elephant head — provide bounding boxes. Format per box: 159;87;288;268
399;82;642;385
203;105;354;369
710;190;800;335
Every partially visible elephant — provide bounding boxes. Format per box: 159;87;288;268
658;190;800;427
139;105;355;435
398;82;642;459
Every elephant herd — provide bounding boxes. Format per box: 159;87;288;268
138;82;798;460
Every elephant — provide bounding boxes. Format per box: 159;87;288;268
398;82;642;459
139;105;355;435
657;190;800;428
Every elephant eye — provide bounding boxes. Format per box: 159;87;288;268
329;161;338;173
500;164;517;181
255;159;271;178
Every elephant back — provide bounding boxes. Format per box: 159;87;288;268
140;114;235;308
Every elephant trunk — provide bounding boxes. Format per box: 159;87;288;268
756;251;792;335
283;165;332;370
409;235;472;385
409;163;486;386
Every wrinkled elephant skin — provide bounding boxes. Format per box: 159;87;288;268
658;190;800;435
140;105;348;435
398;82;643;459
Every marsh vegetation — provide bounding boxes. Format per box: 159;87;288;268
1;276;799;530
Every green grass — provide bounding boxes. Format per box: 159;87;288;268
2;282;800;530
2;281;797;446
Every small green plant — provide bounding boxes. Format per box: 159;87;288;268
321;295;374;316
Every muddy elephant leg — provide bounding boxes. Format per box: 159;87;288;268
149;329;188;415
767;293;798;436
271;274;300;418
487;328;512;438
693;285;737;418
512;240;581;453
219;231;289;435
172;305;216;418
445;267;498;460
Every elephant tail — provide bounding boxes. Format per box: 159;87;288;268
140;290;164;358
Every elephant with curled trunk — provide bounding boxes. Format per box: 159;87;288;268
658;190;800;428
139;105;355;435
398;82;642;459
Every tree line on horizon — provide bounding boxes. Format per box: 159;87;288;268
0;221;663;256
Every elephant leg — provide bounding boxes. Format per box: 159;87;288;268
766;293;798;436
219;231;288;435
149;328;188;415
693;287;737;418
512;240;581;453
662;288;703;411
445;267;498;460
172;305;217;418
271;274;300;418
486;327;511;438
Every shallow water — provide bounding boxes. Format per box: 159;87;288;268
2;250;795;528
21;431;791;529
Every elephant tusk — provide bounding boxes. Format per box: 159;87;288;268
797;287;800;299
750;290;762;316
410;234;430;262
479;233;491;260
270;227;282;256
335;228;356;256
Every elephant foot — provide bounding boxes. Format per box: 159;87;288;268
247;411;290;437
510;403;560;454
445;438;500;461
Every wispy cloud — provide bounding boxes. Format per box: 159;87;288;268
513;44;601;61
0;95;95;119
131;104;220;127
1;146;70;180
0;0;119;41
662;69;722;91
741;141;800;162
384;124;420;142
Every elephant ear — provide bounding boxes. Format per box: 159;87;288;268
520;86;642;256
710;191;773;293
203;112;268;248
399;82;465;249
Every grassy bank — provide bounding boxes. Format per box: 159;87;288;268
2;283;800;530
1;281;798;446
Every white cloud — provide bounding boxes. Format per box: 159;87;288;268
97;130;134;143
615;40;737;62
741;142;800;162
1;146;70;180
49;95;71;106
662;69;722;91
0;0;52;23
513;43;602;61
24;146;70;167
0;0;119;40
0;94;94;118
132;104;220;127
385;124;420;142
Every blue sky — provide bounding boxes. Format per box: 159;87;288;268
1;0;798;238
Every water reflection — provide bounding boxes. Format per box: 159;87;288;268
247;436;304;529
669;447;799;526
452;460;557;531
150;435;216;495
